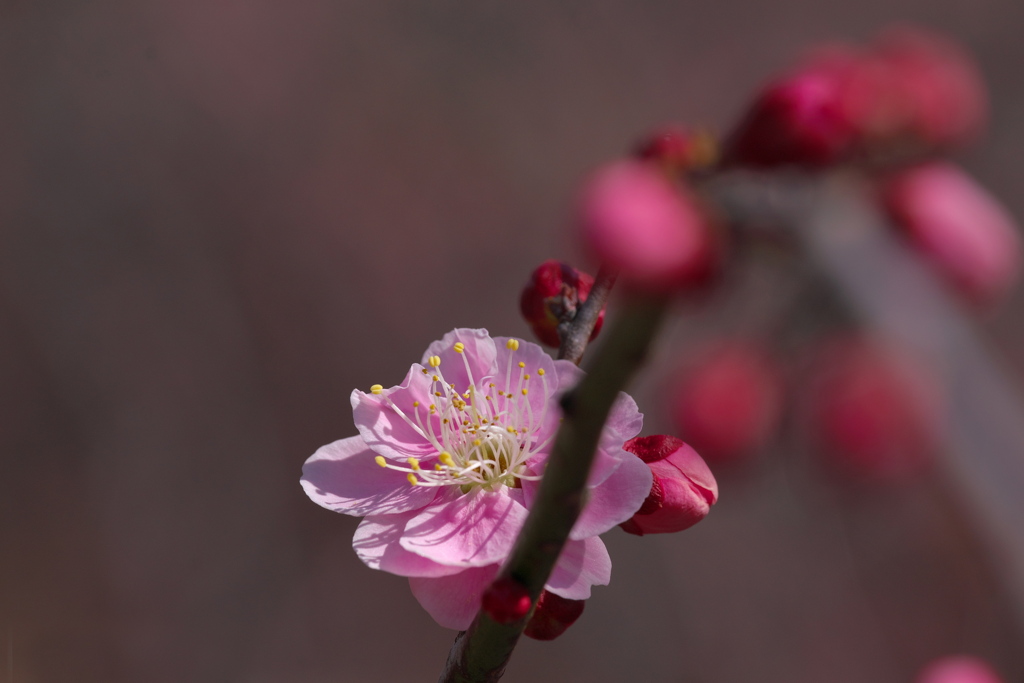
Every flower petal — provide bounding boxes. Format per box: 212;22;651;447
408;564;501;630
301;436;438;516
569;449;653;540
352;364;440;461
400;488;529;568
493;335;560;418
353;513;465;578
421;328;497;394
545;537;611;600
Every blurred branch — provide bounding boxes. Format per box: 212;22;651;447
438;295;667;683
711;172;1024;631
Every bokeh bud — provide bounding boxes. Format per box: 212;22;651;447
576;160;715;292
882;162;1021;306
523;590;586;641
669;342;784;465
807;337;941;482
619;435;718;535
916;656;1004;683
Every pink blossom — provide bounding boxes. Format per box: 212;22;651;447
301;328;652;629
916;656;1004;683
576;160;715;292
619;435;718;535
882;162;1021;306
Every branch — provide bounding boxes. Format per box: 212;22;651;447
557;266;617;365
437;294;668;683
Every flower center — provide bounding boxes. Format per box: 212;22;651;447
370;338;552;492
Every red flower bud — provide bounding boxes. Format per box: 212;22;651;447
916;656;1004;683
868;26;987;150
635;125;718;174
576;160;716;292
519;260;604;348
724;65;857;168
808;337;941;482
669;342;784;465
881;162;1021;307
480;576;532;624
619;435;718;536
523;590;585;641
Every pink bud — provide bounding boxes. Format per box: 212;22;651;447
519;260;605;348
916;656;1004;683
480;576;532;624
882;162;1021;306
808;337;941;482
619;435;718;536
724;65;857;168
869;26;987;149
669;342;784;465
523;590;585;641
576;160;715;292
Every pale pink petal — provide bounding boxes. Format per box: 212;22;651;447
421;328;497;394
602;391;645;448
301;436;438;516
352;364;440;461
545;537;611;600
353;513;464;578
553;358;584;393
408;564;500;630
569;449;653;540
400;488;529;568
492;335;560;418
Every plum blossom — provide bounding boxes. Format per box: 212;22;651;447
301;328;652;629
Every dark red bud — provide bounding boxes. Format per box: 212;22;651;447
523;590;586;641
480;577;532;624
519;260;604;348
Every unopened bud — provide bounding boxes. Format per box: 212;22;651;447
669;342;784;465
523;590;585;641
808;337;941;483
519;260;604;348
480;576;532;624
619;435;718;536
881;162;1021;307
724;66;856;168
916;656;1004;683
576;160;716;292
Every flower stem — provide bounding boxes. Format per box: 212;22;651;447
437;293;669;683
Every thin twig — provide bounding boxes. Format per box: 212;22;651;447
437;294;668;683
557;266;617;366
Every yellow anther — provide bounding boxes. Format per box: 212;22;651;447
435;391;442;397
537;368;545;376
473;439;482;446
485;396;492;401
370;384;383;395
428;355;441;368
434;464;442;471
429;404;436;411
432;375;440;382
412;401;420;407
488;383;495;387
422;368;428;374
454;342;465;353
442;418;449;424
375;456;387;468
507;426;516;433
407;457;421;471
506;339;519;351
407;473;418;486
440;452;455;467
523;374;530;380
518;361;526;368
521;388;528;395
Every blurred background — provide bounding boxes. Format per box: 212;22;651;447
3;1;1024;681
